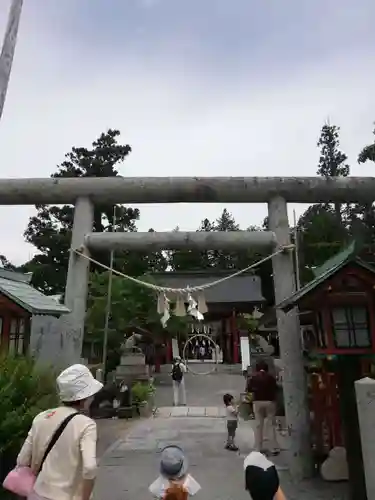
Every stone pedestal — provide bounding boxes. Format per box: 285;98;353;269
115;353;149;384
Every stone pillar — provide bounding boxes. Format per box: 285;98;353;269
268;196;312;479
231;311;239;364
64;197;94;364
171;338;179;359
355;377;375;499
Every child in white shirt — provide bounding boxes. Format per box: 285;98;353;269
223;393;239;451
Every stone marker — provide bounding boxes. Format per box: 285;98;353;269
321;446;348;482
355;377;375;499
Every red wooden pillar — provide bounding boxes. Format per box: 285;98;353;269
154;349;161;373
2;315;10;354
322;306;334;350
166;339;172;363
368;294;375;349
231;310;239;364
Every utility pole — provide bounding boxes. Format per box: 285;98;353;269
0;0;24;122
102;205;117;379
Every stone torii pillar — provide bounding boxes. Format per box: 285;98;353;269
63;197;94;363
268;196;312;479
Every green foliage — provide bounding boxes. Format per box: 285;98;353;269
167;210;273;303
297;204;349;283
0;356;58;455
316;122;350;225
295;121;351;283
21;129;139;294
3;120;375;320
237;314;259;333
358;126;375;164
85;271;190;349
131;381;155;404
168;224;213;271
353;126;375;243
317;123;350;179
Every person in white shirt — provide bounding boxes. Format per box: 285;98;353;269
223;393;239;451
171;357;187;406
16;364;103;500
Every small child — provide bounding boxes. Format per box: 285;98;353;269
223;393;239;451
149;445;201;499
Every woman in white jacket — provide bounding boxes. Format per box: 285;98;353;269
16;364;103;500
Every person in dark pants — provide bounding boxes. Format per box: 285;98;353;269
223;393;239;451
247;361;280;455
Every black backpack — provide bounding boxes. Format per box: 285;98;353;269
172;362;183;382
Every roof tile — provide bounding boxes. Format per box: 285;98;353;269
0;277;70;315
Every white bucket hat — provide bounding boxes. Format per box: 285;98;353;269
57;364;103;402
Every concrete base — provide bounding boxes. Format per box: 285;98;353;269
120;354;146;366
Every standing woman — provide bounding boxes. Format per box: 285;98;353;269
247;360;280;455
16;364;103;500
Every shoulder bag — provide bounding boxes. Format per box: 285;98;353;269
3;412;79;497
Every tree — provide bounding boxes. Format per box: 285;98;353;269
168;219;215;271
316;122;350;223
211;208;240;269
354;125;375;243
297;204;349;283
85;271;190;357
168;212;275;304
358;125;375;164
116;228;168;277
292;122;351;285
22;130;140;294
0;255;16;270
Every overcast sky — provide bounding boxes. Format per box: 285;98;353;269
1;0;375;265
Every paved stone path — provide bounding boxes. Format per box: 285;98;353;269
94;369;349;499
155;406;227;418
94;413;349;500
154;368;244;408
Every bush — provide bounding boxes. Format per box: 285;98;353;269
0;356;58;456
131;381;155;405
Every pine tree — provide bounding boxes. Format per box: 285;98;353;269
354;125;375;243
211;209;240;269
316;122;350;224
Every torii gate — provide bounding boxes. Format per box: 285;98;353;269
0;175;374;480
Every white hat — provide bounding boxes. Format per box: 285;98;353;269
57;364;103;402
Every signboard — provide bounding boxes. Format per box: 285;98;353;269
240;336;251;372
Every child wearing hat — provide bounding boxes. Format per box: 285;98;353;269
149;445;201;499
